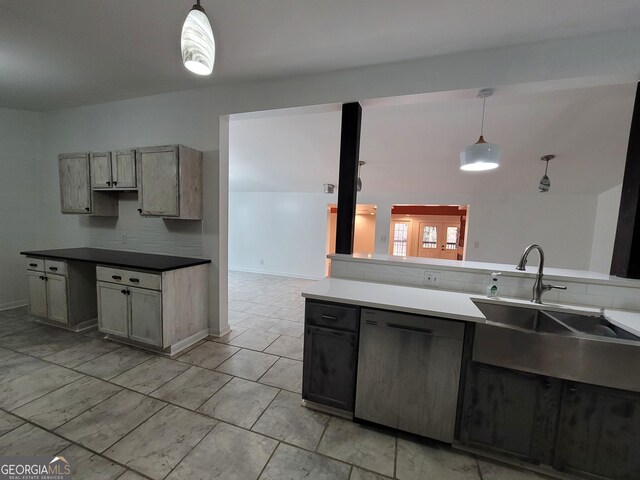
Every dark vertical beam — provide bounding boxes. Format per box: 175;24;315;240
335;102;362;254
611;82;640;278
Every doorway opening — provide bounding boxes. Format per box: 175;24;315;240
326;204;377;274
389;205;468;260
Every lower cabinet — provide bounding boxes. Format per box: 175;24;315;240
459;362;560;464
96;264;209;354
27;267;69;324
554;383;640;480
460;361;640;480
302;300;359;412
97;280;162;347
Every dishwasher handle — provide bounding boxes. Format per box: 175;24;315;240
386;323;434;335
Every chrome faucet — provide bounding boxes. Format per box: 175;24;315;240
515;244;566;304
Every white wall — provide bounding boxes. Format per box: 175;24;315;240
590;183;623;273
229;192;333;279
0;108;43;309
11;26;640;333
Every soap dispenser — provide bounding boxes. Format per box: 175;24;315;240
487;272;501;297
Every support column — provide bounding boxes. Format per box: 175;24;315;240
335;102;362;254
611;82;640;279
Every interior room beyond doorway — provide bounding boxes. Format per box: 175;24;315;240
390;205;468;260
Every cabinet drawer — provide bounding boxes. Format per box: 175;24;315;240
305;300;359;332
97;266;161;291
44;259;67;276
26;257;44;272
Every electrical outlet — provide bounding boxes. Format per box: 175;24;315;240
424;271;439;286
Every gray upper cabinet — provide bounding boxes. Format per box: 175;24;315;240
90;152;113;188
59;152;118;216
137;145;202;220
91;150;137;190
59;153;91;213
112;149;137;189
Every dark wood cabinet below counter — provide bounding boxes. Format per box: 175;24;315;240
302;300;359;412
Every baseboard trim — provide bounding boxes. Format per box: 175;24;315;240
229;267;322;281
209;325;231;338
0;301;27;312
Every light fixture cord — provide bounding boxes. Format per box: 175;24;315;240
544;160;549;175
480;96;486;136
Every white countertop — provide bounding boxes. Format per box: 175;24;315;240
330;253;640;289
302;277;640;337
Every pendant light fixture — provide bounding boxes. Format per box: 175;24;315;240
181;0;216;76
460;88;501;171
538;155;554;192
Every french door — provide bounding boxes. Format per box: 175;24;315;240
417;222;460;260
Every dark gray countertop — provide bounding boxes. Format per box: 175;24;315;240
21;247;210;272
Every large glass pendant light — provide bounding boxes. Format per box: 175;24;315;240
181;0;215;76
460;88;501;171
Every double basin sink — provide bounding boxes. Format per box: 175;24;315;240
472;298;640;392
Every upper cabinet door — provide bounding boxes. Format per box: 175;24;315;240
137;146;179;217
112;149;137;189
59;153;91;213
90;152;112;188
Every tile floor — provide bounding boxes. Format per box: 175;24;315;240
0;271;549;480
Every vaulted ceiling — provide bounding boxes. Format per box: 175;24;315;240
229;83;635;195
2;0;640;110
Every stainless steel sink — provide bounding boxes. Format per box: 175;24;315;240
471;298;640;392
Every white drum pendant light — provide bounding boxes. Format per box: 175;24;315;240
460;88;501;171
181;0;215;75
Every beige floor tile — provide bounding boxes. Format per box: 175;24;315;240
111;357;189;394
228;329;280;351
264;335;303;360
317;417;396;477
259;357;302;393
59;444;125;480
260;443;350;480
268;320;304;337
104;405;217;480
177;341;239;370
56;390;166;453
44;339;121;367
75;347;154;380
13;376;121;429
198;377;278;428
0;423;69;456
252;390;328;450
167;422;277;480
216;349;279;381
236;315;281;331
396;437;480;480
150;366;232;410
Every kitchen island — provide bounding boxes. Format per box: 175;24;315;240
22;247;210;355
302;271;640;480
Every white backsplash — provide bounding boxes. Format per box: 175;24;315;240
330;257;640;311
83;193;204;258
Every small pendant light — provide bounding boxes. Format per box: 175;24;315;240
460;88;501;171
357;161;365;192
539;155;554;192
181;0;216;76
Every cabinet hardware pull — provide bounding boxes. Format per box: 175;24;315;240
568;386;577;393
387;323;434;335
39;276;44;280
49;267;58;271
129;278;140;283
85;207;90;212
121;289;127;294
29;263;37;267
137;208;142;213
321;314;337;321
112;275;122;280
113;181;118;186
43;277;48;282
106;181;111;186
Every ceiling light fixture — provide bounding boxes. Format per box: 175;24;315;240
539;155;554;192
181;0;216;76
357;161;365;192
460;88;501;172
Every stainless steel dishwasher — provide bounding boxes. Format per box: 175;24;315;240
355;308;465;443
